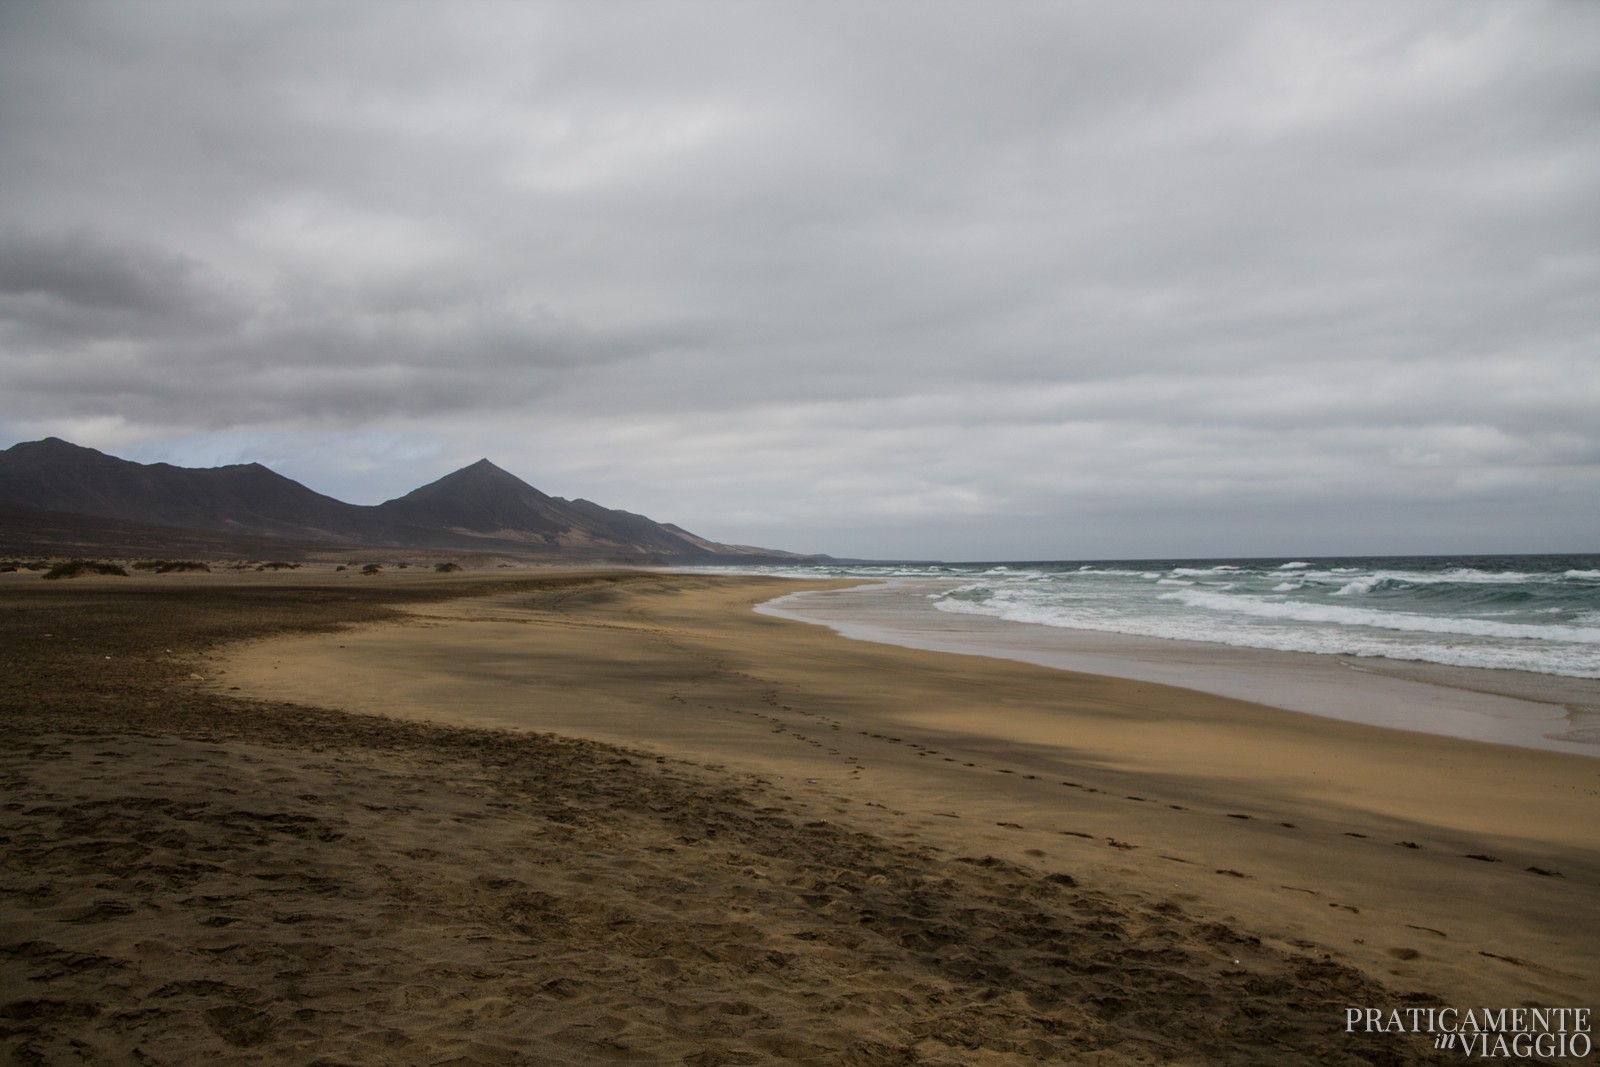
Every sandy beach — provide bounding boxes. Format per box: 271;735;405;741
755;579;1600;756
3;567;1595;1064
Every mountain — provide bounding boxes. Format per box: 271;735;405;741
0;438;810;562
376;459;575;544
0;438;381;542
370;458;792;558
375;460;737;557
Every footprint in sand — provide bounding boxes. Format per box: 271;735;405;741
1405;924;1447;937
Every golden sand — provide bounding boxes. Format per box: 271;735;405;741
3;568;1594;1064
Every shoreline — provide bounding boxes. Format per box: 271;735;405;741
211;572;1600;1008
755;578;1600;757
5;568;1597;1062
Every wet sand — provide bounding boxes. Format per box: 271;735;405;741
3;567;1596;1064
757;580;1600;755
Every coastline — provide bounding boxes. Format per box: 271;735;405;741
5;568;1596;1063
211;572;1599;1001
756;578;1600;757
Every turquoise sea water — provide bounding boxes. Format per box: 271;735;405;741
703;554;1600;680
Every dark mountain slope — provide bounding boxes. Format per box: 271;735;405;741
377;459;571;540
0;438;378;541
375;459;754;557
0;438;808;561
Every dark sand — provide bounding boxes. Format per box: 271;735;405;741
3;567;1594;1064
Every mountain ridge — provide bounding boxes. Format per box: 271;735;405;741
0;437;814;563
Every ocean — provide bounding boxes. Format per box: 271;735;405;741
691;553;1600;754
722;554;1600;679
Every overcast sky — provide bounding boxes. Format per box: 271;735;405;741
1;1;1596;560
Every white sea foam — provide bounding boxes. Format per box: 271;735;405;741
1159;588;1600;643
702;554;1600;679
934;594;1600;676
1333;577;1386;596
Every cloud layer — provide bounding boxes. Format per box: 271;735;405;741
2;0;1596;558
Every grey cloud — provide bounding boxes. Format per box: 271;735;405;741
0;228;237;332
0;0;1595;557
